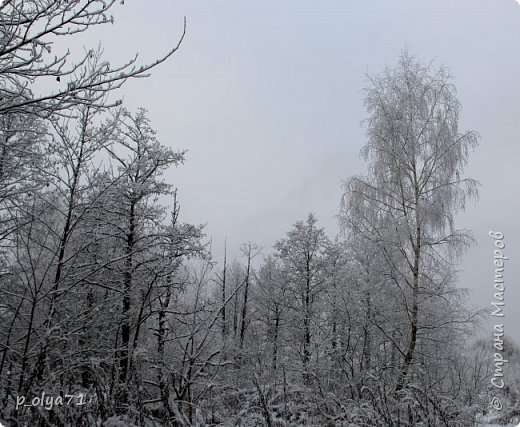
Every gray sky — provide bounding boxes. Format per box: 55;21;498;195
79;0;520;342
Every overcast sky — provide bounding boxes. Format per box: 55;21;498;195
75;0;520;342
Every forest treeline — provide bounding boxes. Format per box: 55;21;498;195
0;2;519;426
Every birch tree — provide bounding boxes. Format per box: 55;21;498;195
339;51;480;412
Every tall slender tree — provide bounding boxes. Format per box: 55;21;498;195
275;213;330;383
340;51;479;395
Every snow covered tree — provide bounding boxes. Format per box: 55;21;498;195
254;255;288;373
339;51;480;423
96;108;185;411
274;213;330;384
0;1;185;117
238;242;261;350
0;111;47;242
